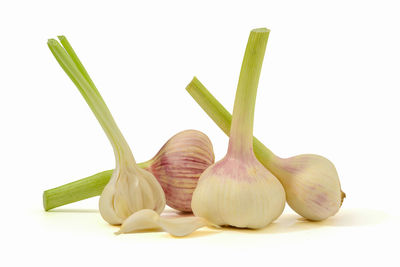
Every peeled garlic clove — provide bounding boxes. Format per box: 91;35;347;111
146;130;215;212
118;209;213;237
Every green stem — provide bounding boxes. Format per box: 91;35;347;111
47;37;135;168
43;170;112;211
57;36;105;106
43;161;151;211
228;28;269;158
186;77;278;167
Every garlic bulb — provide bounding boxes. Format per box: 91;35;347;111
48;36;165;225
192;156;286;228
145;130;214;211
187;78;345;222
266;154;344;221
43;129;214;212
191;28;286;228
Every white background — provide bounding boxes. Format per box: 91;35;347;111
1;0;399;266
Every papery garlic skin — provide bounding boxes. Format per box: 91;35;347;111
100;166;165;225
191;155;285;228
269;154;343;221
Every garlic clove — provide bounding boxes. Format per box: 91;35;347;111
157;215;214;237
118;209;214;237
116;209;160;234
98;178;122;225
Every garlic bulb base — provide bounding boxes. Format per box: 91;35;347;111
191;155;286;229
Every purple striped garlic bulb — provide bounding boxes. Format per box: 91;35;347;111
142;130;215;212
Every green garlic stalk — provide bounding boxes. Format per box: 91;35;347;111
43;170;114;211
48;36;165;225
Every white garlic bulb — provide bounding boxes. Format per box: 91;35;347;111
100;165;165;225
269;154;344;221
191;156;285;228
